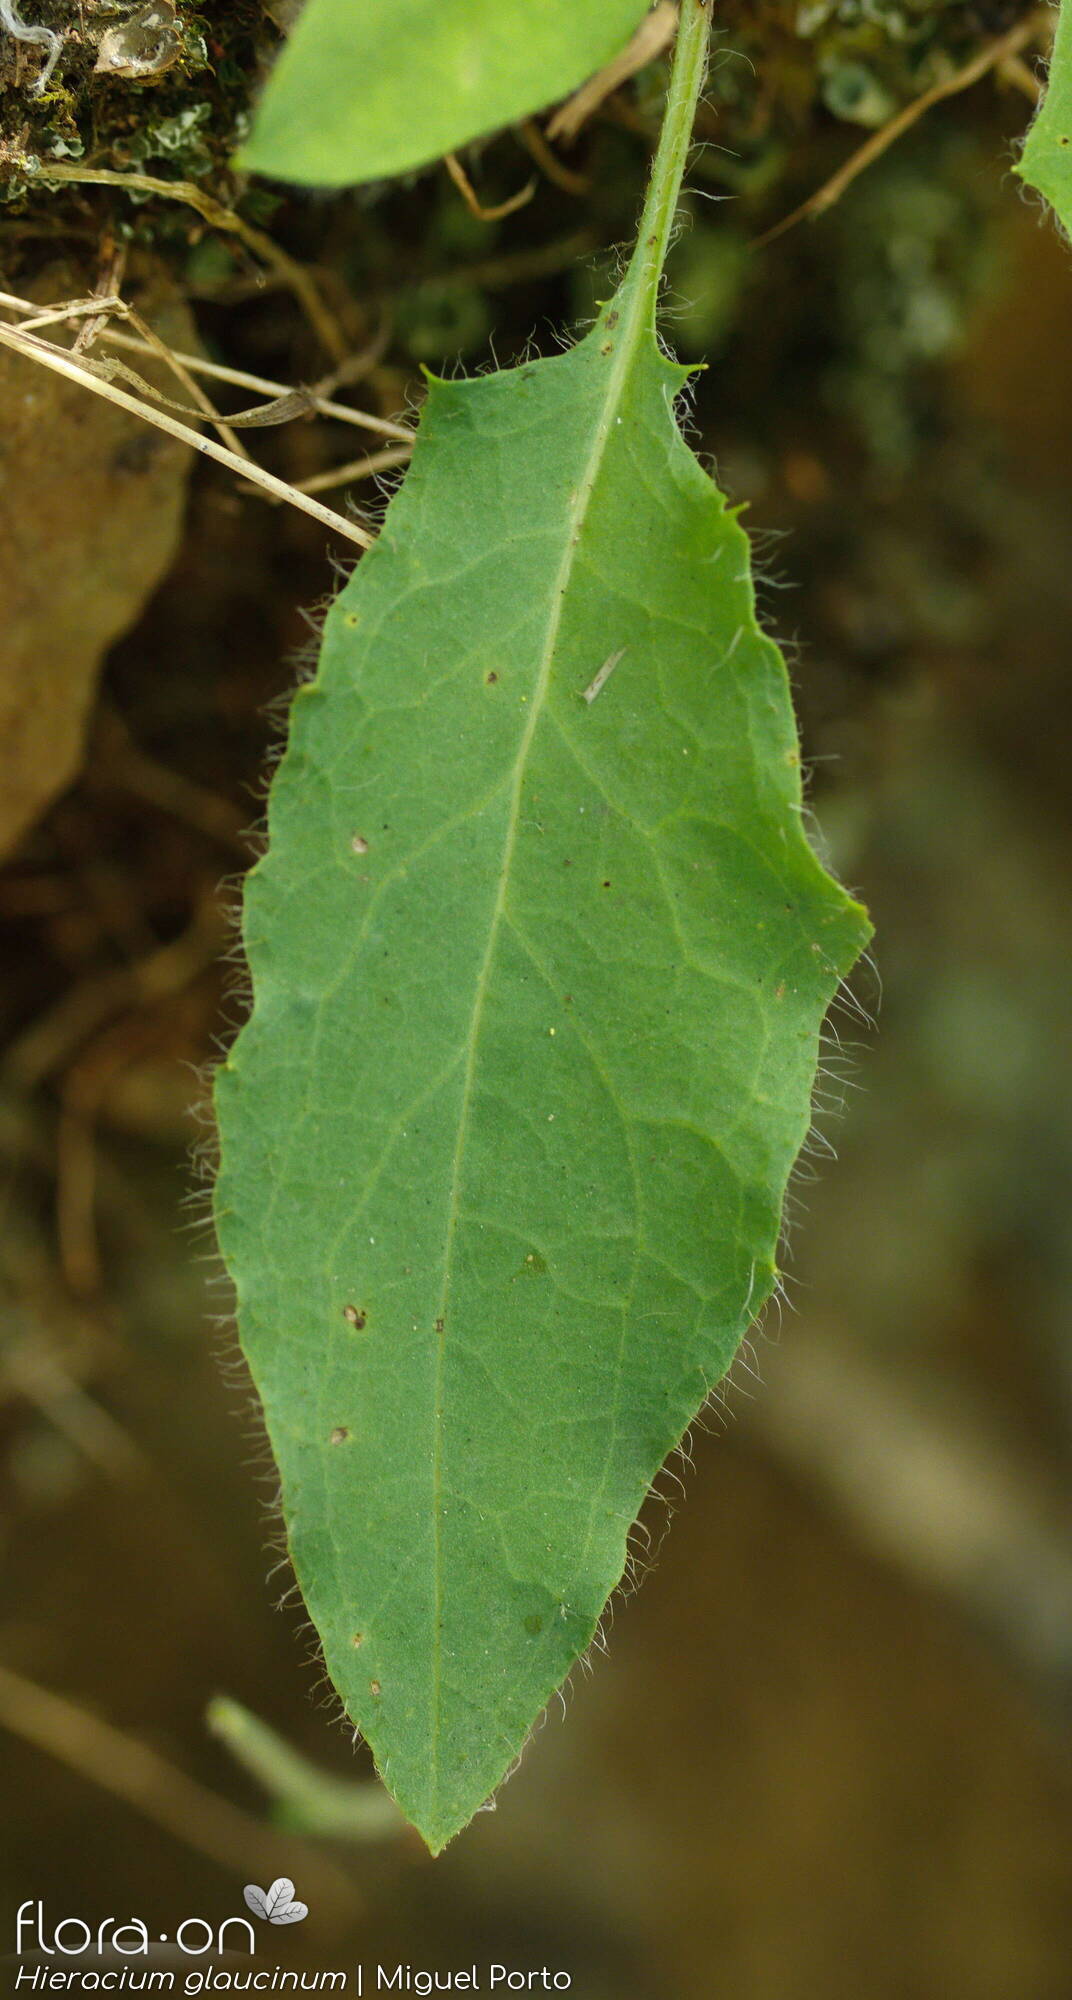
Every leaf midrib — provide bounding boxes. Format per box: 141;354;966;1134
424;284;653;1818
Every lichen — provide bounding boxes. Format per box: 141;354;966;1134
0;0;268;187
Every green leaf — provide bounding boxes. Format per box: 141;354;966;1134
240;0;650;188
215;3;871;1853
1016;0;1072;234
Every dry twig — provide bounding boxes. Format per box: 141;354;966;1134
0;290;414;440
444;151;537;221
22;161;349;361
0;1662;356;1905
0;314;374;546
547;1;679;144
517;119;590;195
998;50;1043;100
72;236;126;355
121;299;252;460
283;442;414;498
755;11;1050;249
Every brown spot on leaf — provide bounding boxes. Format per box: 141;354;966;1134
343;1305;367;1329
486;670;499;684
351;833;370;855
330;1426;349;1445
351;1631;364;1648
434;1316;444;1334
369;1679;382;1696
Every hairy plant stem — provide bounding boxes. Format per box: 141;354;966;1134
629;0;711;327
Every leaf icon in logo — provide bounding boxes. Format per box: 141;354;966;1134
243;1880;308;1925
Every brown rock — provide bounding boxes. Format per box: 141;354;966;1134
0;292;193;859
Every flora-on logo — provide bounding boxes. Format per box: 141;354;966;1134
243;1879;308;1926
15;1900;255;1957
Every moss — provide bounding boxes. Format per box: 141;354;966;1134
0;0;269;186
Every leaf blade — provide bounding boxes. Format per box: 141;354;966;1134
215;274;870;1847
1016;0;1072;234
240;0;651;187
217;11;870;1848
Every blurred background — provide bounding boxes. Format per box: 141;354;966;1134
2;4;1072;1995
